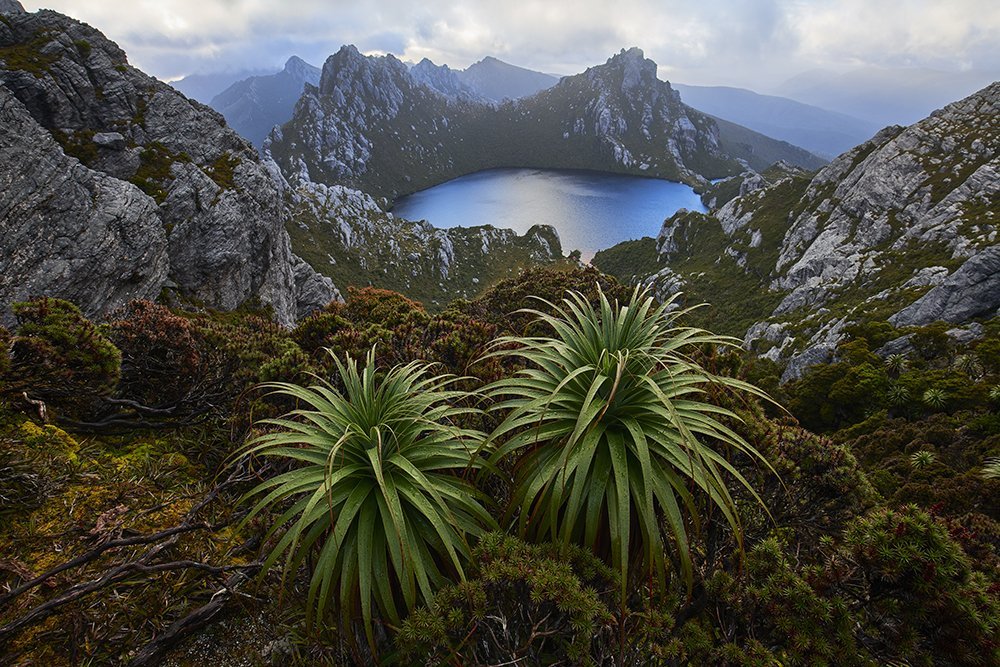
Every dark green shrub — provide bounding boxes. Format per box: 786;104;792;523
910;322;953;362
290;309;344;354
396;533;616;665
696;539;866;666
842;505;999;666
844;320;899;349
973;337;1000;375
738;413;878;544
6;298;120;417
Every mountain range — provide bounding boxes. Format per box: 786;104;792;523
776;66;999;128
196;53;897;174
209;56;321;148
266;45;824;201
672;83;878;159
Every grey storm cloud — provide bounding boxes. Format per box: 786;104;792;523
22;0;1000;87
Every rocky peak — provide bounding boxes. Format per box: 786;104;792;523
0;8;336;324
319;45;409;102
603;47;658;94
282;55;314;78
0;1;24;14
409;57;483;102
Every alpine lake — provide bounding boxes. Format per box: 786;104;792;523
391;168;707;261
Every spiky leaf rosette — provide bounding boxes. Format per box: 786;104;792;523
236;348;495;647
484;288;773;598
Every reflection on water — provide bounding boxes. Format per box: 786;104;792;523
392;168;707;261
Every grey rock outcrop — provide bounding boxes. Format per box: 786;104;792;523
612;81;999;382
0;85;168;323
0;1;24;14
0;8;335;324
889;247;1000;326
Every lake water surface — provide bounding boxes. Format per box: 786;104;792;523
392;168;707;260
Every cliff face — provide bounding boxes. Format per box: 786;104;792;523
597;82;999;381
0;8;336;324
0;84;168;320
267;46;822;201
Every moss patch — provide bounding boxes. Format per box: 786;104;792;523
205;152;240;190
0;29;59;78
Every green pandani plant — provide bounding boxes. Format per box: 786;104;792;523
235;348;495;648
482;287;774;599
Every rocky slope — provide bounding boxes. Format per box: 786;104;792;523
595;82;999;380
0;5;336;325
280;177;565;308
267;46;824;201
209;56;320;148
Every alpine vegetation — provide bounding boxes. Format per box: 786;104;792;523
484;288;773;597
236;349;495;648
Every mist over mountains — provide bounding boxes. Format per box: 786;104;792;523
775;66;999;129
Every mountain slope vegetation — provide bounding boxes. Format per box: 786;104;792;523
267;46;825;201
596;81;1000;380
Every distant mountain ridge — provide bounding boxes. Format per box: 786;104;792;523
267;45;825;201
776;66;999;128
171;66;275;104
673;83;878;158
457;56;559;101
210;56;321;147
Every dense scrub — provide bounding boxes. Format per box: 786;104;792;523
0;268;996;666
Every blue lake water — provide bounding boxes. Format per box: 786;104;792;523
392;168;707;261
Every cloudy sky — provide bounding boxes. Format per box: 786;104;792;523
22;0;1000;89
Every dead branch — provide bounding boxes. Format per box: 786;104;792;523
126;568;261;667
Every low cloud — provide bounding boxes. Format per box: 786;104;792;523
23;0;1000;87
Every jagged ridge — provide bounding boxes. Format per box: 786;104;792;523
267;46;823;201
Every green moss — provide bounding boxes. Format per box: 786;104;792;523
133;95;147;127
131;141;180;203
0;29;59;78
73;39;91;59
206;152;240;190
51;128;98;166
